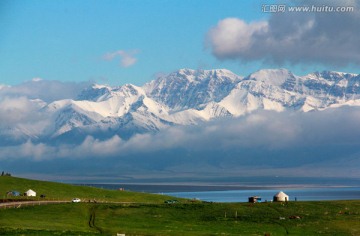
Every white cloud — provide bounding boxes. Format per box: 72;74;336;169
207;18;268;60
0;84;9;90
0;79;91;103
72;135;124;158
103;49;139;68
0;96;51;142
1;108;360;178
206;0;360;66
0;96;44;125
32;77;43;82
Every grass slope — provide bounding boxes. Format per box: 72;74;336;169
0;176;172;203
93;201;360;235
1;201;360;235
1;176;360;235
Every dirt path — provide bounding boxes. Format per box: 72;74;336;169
0;200;69;208
88;206;103;234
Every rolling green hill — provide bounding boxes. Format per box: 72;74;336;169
0;176;172;203
1;176;360;235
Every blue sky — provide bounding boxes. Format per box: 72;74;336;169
0;0;359;86
1;0;360;180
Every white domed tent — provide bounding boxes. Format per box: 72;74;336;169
273;191;289;202
25;189;36;197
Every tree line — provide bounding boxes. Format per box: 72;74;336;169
1;171;11;176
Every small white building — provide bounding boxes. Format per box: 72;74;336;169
25;189;36;197
273;191;289;202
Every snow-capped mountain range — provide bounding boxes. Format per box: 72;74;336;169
1;68;360;145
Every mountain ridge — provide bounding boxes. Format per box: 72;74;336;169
1;68;359;145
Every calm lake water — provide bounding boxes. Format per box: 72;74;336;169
81;183;360;202
164;187;360;202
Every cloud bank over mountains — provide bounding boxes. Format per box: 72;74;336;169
2;107;360;161
207;1;360;66
1;68;360;179
1;109;360;179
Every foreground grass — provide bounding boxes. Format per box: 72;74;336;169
0;203;97;235
0;176;172;203
93;201;360;235
1;176;360;235
1;200;360;235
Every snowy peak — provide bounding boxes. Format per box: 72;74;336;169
300;71;360;100
2;68;360;144
246;68;295;86
306;71;358;82
144;68;241;110
116;84;143;97
70;84;162;119
77;84;112;101
44;82;171;138
175;68;241;82
77;83;143;103
302;71;359;86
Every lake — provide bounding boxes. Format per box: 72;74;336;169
164;187;360;202
81;183;360;202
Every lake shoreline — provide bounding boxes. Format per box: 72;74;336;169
79;182;360;193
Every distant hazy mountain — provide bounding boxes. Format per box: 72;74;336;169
1;68;359;145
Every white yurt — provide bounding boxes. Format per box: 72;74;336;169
25;189;36;197
273;191;289;202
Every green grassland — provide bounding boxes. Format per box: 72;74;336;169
1;176;360;235
0;176;171;203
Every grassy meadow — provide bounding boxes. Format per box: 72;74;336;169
0;176;171;203
0;176;360;235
